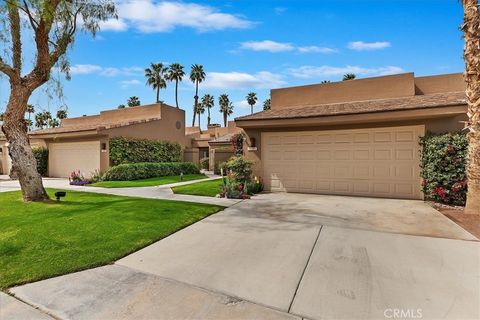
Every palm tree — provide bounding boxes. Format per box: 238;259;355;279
461;0;480;214
219;94;234;127
263;98;271;111
167;63;185;108
201;94;215;127
27;104;35;120
145;63;168;103
56;109;68;120
127;96;141;107
342;73;356;81
48;118;60;128
190;64;206;126
196;101;206;129
24;119;33;131
321;80;331;83
246;92;258;114
117;104;126;109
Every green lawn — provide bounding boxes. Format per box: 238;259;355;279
90;174;207;188
0;189;223;289
172;179;224;197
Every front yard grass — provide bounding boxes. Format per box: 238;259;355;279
90;173;207;188
172;179;224;197
0;189;223;289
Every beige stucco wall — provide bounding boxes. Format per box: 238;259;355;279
184;148;199;164
270;73;465;111
61;103;164;128
414;73;465;95
271;73;416;109
0;137;47;175
242;115;467;178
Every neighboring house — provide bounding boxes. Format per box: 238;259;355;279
235;72;467;200
0;132;45;176
29;103;186;178
185;122;242;170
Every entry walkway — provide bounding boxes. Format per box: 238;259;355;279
0;177;240;207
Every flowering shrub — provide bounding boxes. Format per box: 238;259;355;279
222;156;252;183
218;156;263;199
419;132;468;205
69;170;89;186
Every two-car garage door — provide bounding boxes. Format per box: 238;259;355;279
49;141;100;178
262;125;424;200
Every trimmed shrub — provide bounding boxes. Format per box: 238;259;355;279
200;157;209;170
420;132;468;206
109;137;182;166
32;147;48;176
103;162;200;181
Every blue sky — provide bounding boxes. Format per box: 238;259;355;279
0;0;465;129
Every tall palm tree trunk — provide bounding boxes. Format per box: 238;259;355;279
192;82;198;126
207;107;211;127
156;87;160;103
175;80;179;108
250;104;253;114
223;112;227;127
462;0;480;214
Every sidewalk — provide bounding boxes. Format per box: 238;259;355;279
0;176;240;207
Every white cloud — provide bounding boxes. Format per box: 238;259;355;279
233;100;251;108
348;41;391;51
99;18;128;31
240;40;295;53
69;64;103;75
69;64;143;77
297;46;337;54
100;0;253;33
240;40;336;54
202;71;286;89
120;79;142;88
288;65;405;79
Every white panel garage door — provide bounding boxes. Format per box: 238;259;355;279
262;125;424;200
49;141;100;178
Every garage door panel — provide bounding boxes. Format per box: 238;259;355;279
49;141;100;178
262;125;424;200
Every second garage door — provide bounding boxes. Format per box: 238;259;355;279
49;141;101;178
262;125;424;200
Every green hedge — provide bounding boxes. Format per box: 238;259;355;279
103;162;200;181
420;132;468;206
109;137;182;166
32;147;48;177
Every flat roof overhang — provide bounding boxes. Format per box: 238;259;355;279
235;105;467;129
29;129;103;140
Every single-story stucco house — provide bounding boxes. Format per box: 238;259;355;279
1;103;240;178
185;122;242;171
28;103;187;178
235;72;467;200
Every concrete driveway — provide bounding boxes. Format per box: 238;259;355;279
8;193;480;320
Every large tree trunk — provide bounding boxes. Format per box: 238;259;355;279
223;113;227;127
2;85;49;201
156;87;160;103
207;108;211;127
462;0;480;214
